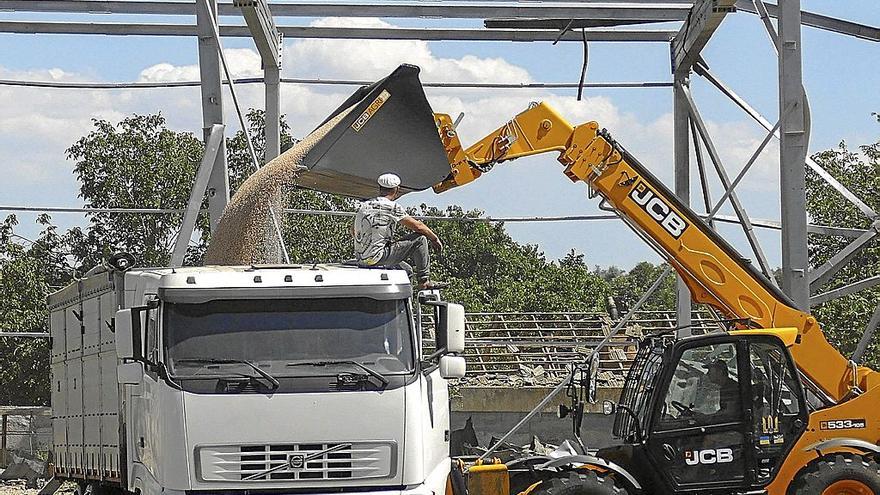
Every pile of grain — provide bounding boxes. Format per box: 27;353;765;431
205;108;353;265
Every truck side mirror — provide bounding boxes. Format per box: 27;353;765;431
437;303;465;354
439;355;466;379
602;400;616;416
114;308;145;362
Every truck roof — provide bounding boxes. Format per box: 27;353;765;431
133;263;411;289
48;263;413;309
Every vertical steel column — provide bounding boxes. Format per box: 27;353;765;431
674;73;692;335
265;64;281;161
778;0;810;310
196;0;229;232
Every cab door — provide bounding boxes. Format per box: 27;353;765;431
645;337;752;493
744;337;808;485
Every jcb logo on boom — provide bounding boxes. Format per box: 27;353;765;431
684;448;734;466
629;181;689;239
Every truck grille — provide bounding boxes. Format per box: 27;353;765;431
197;442;395;482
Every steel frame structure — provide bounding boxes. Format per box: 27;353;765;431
1;1;879;350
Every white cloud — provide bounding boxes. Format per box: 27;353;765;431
286;17;531;85
138;48;263;82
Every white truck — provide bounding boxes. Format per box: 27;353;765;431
48;258;466;495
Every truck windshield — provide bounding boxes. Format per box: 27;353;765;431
164;297;415;377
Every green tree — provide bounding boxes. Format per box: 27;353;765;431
65;114;206;269
416;205;611;312
806;123;880;368
63;110;360;269
607;261;677;313
0;214;72;405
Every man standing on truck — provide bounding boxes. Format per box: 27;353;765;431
354;173;448;290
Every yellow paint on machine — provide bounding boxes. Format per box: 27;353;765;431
467;461;509;495
352;89;391;132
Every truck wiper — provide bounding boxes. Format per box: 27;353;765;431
286;360;389;386
175;358;280;390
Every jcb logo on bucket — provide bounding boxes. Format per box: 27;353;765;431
629;181;689;239
684;448;734;466
352;90;391;132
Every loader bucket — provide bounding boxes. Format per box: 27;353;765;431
295;64;452;199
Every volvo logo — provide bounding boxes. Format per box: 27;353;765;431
288;454;305;470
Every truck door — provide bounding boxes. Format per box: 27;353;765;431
132;302;161;478
645;338;752;493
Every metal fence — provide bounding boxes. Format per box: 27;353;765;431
0;407;51;469
421;310;719;386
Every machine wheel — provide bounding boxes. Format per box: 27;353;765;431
789;453;880;495
533;471;628;495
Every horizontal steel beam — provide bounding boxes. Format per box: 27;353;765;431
0;77;673;90
736;0;880;42
811;275;880;306
0;204;864;238
0;332;49;338
11;0;874;42
484;18;656;29
0;21;676;41
3;1;692;20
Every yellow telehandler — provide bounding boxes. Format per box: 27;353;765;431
297;65;880;495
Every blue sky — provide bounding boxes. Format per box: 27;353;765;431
0;1;877;270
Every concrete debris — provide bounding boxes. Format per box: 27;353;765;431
0;453;44;487
0;479;76;495
598;370;625;388
624;323;644;338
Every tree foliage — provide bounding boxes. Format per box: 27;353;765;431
65;114;206;269
806;126;880;368
0;215;68;405
416;205;612;312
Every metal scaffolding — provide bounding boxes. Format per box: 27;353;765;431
1;0;878;342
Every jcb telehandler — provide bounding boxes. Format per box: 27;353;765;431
294;65;880;495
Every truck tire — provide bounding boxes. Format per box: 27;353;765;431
533;471;627;495
789;453;880;495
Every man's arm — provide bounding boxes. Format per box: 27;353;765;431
399;216;443;252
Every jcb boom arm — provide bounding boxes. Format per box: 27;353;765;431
432;102;878;403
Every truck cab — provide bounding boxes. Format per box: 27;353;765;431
50;263;465;495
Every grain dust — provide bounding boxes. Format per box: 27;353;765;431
205;107;353;265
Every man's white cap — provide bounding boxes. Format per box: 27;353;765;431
378;173;402;189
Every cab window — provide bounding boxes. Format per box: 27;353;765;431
658;342;740;429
